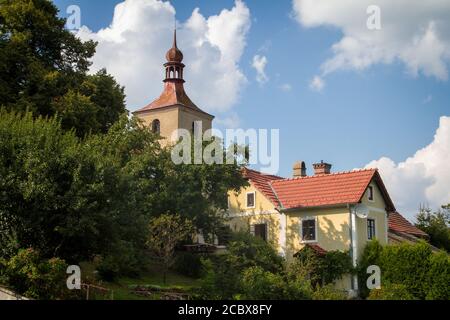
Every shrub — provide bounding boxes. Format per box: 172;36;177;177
357;240;384;298
368;283;416;300
241;266;287;300
312;284;348;300
172;252;204;279
227;232;284;273
426;251;450;300
380;241;432;299
294;247;353;286
4;248;69;299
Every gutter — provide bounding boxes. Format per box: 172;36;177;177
348;203;359;294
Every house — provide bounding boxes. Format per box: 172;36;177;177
388;211;430;245
227;161;398;292
133;29;214;146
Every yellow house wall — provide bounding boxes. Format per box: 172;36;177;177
356;180;389;260
285;207;351;259
227;185;280;251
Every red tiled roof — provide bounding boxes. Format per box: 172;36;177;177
270;169;395;211
388;212;428;238
133;82;213;118
242;168;283;205
293;243;328;257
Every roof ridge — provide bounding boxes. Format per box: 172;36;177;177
270;168;377;183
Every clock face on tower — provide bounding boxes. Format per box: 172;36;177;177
132;29;214;146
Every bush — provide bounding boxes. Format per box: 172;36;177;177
426;251;450;300
358;240;450;300
227;232;284;273
380;241;432;299
96;240;146;281
368;283;416;300
172;252;204;279
3;248;69;299
312;284;348;300
294;247;353;286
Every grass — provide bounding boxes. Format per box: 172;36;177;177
79;262;201;300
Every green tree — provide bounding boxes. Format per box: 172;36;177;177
146;214;194;284
416;204;450;252
0;0;126;136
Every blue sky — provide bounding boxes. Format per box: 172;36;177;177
52;0;449;218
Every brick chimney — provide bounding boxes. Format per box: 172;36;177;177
293;161;307;178
313;161;332;175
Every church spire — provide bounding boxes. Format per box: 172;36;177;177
164;28;184;82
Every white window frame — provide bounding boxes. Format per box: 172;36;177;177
367;185;375;202
367;218;376;240
246;191;256;209
300;217;318;243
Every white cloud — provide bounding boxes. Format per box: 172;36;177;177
293;0;450;84
279;83;292;92
365;116;450;221
77;0;251;113
215;112;241;129
309;75;324;91
252;54;269;84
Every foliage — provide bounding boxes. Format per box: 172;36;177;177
0;0;126;136
415;204;450;252
146;214;194;284
358;240;450;300
226;232;284;273
172;252;204;279
241;266;291;300
312;284;348;300
294;246;353;286
2;248;69;299
425;251;450;300
368;283;416;300
357;240;384;298
198;232;283;299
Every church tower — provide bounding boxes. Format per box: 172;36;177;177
133;30;214;144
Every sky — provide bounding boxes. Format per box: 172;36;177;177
52;0;450;220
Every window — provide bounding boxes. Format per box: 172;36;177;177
367;219;376;240
368;186;374;201
253;224;267;242
301;218;317;242
246;192;255;208
152;119;160;134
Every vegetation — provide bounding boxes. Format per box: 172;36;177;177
0;0;127;137
358;240;450;300
415;204;450;252
146;214;194;284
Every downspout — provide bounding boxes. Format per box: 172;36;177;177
269;182;286;257
348;204;359;294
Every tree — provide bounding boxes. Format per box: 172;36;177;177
0;0;126;136
146;214;194;284
415;204;450;252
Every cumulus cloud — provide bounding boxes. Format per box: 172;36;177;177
365;116;450;221
309;75;324;91
77;0;251;113
252;54;269;84
293;0;450;85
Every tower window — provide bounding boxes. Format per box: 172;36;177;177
152;119;160;134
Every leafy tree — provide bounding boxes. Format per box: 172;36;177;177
0;0;126;136
368;283;416;300
146;214;194;284
415;204;450;252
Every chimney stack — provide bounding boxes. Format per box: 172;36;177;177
293;161;307;178
313;161;332;175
